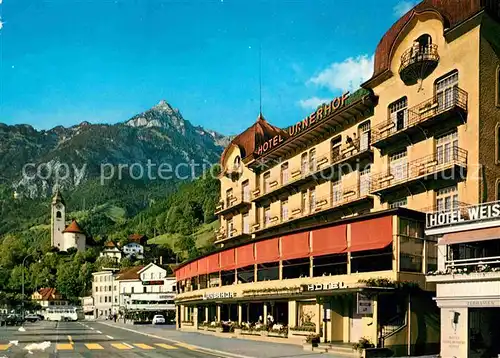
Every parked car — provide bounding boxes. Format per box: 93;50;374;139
25;314;41;323
152;315;165;325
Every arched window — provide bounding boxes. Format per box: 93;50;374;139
233;156;241;170
416;34;432;47
56;211;62;219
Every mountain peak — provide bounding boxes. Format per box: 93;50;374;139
125;100;185;131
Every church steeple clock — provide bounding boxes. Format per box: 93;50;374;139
51;189;66;249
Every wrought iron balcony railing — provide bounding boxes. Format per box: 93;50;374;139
372;87;468;145
214;194;251;215
370;147;468;193
399;44;440;84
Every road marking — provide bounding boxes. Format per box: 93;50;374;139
95;322;255;358
67;335;73;345
0;344;11;351
134;343;154;350
90;327;95;330
122;342;134;348
106;335;114;340
96;330;102;334
111;343;132;350
85;343;104;350
175;342;199;350
155;343;178;350
56;343;73;350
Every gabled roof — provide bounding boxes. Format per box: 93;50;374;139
63;219;85;234
128;234;147;244
220;113;286;166
33;288;63;301
115;266;144;281
104;241;117;248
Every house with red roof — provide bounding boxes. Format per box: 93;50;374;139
51;190;87;252
31;288;68;309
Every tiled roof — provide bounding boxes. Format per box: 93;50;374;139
104;241;117;248
128;234;146;243
34;288;62;301
365;0;499;86
115;265;144;280
220;113;286;166
63;219;85;234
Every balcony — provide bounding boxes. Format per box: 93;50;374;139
251;183;373;234
372;87;468;151
399;44;440;85
370;148;467;198
252;140;373;204
214;195;251;216
214;228;250;245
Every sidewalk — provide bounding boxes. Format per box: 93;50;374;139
96;322;325;358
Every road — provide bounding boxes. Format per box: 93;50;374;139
0;320;243;357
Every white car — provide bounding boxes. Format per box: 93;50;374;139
152;315;165;325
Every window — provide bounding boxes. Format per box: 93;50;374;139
399;218;424;273
263;172;271;194
332;179;342;204
227;218;234;237
436;130;458;165
242;180;250;201
435;71;459;111
236;265;254;284
313;254;347;277
359;167;370;195
301;153;308;174
56;211;62;218
301;191;307;213
389;198;407;209
281;199;289;221
242;213;250;234
309;188;316;212
233;156;241;170
131;287;134;294
389;150;408;181
257;262;279;281
331;136;342;162
225;188;233;207
143;287;147;293
264;206;271;227
389;97;408;131
221;270;235;286
150;273;154;279
309;149;316;172
436;185;458;212
108;285;111;291
281;163;289;185
283;258;310;279
358;121;371;151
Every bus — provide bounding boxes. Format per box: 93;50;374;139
44;307;83;321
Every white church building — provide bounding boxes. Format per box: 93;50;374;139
51;190;86;252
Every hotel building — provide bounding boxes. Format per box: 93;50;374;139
174;0;500;355
426;201;500;358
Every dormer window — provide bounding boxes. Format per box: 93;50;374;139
233;156;241;170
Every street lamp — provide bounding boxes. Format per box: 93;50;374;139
21;253;33;321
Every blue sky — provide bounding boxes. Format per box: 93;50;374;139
0;0;418;135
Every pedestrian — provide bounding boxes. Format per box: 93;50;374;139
113;313;117;323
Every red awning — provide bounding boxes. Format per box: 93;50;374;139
439;227;500;245
220;249;236;270
175;267;181;281
188;261;198;278
311;225;347;256
198;256;209;275
350;216;393;252
177;266;185;281
255;238;280;264
281;232;310;260
236;244;255;268
207;253;220;273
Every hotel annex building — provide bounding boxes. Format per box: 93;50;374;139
174;0;500;355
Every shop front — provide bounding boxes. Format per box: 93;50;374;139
426;201;500;358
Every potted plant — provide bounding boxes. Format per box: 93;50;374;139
231;323;242;335
259;324;269;336
352;337;375;358
303;333;320;351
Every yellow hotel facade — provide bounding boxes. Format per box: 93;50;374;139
174;0;500;355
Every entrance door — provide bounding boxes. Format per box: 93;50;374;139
350;301;364;343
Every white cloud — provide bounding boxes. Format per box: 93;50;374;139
308;55;374;93
393;0;418;18
298;97;330;110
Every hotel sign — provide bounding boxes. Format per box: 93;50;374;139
142;280;164;285
426;202;500;229
255;92;350;156
302;282;346;292
202;292;235;300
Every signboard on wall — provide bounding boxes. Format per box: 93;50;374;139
302;282;346;292
142;280;164;285
202;292;235;300
357;293;373;314
426;201;500;229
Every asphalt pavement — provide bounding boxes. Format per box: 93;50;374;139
0;320;243;357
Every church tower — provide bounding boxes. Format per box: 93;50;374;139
51;189;66;250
